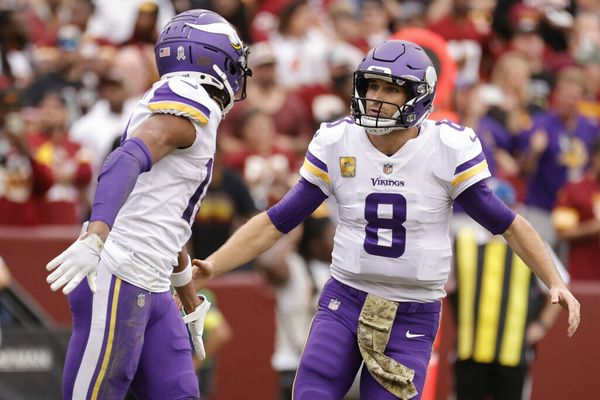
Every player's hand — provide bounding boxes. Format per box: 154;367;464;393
192;259;214;289
46;234;104;295
183;296;211;360
549;286;581;337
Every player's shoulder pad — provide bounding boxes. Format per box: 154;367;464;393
148;77;216;125
435;120;479;150
315;117;357;145
165;77;212;104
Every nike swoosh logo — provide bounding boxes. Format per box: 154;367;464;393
469;134;477;142
406;330;425;338
182;80;199;90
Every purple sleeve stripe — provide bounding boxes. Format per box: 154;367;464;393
267;178;328;234
149;82;211;119
455;180;517;235
454;152;485;175
306;150;328;172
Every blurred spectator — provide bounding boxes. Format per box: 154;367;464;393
224;108;300;209
427;0;492;88
219;41;313;155
456;83;518;179
0;88;53;225
70;70;135;212
327;1;368;52
552;138;600;281
299;42;364;126
0;8;34;89
517;66;599;244
297;212;335;300
450;178;567;400
86;0;174;46
570;12;600;121
190;144;257;263
255;225;307;400
361;0;392;48
258;211;334;400
27;91;92;224
122;1;160;46
507;4;556;110
268;0;331;88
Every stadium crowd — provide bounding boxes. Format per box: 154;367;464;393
0;0;598;398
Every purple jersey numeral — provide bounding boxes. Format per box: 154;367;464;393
182;159;213;225
435;119;466;131
363;193;407;258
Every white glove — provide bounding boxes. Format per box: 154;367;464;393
46;234;104;295
183;296;212;360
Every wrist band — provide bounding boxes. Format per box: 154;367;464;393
170;255;192;287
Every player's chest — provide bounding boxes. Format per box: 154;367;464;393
330;155;448;223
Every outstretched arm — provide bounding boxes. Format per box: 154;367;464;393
193;178;328;287
456;181;581;337
193;212;285;285
503;215;580;337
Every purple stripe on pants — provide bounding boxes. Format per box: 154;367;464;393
294;278;440;400
63;264;199;399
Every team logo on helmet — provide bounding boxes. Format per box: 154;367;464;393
186;22;243;50
339;157;356;178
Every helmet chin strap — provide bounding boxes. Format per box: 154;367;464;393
211;65;235;115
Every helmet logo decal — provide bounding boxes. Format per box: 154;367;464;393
177;46;186;61
185;22;242;50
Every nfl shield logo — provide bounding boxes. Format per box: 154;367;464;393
328;298;341;311
383;163;393;174
137;293;145;308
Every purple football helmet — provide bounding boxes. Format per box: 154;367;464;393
351;40;437;134
155;9;252;114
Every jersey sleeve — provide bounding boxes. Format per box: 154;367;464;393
299;132;332;196
437;125;492;199
147;78;212;126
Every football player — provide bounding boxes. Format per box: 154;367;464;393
45;10;251;399
192;40;580;399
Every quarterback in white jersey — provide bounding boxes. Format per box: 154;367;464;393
193;40;580;400
302;117;490;303
45;10;251;400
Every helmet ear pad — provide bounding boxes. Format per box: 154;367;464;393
351;40;437;133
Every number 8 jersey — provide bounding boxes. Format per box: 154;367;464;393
300;118;490;302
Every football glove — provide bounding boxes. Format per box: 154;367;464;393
183;296;211;360
46;234;104;295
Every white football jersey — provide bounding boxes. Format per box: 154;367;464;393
300;118;491;302
102;77;222;292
